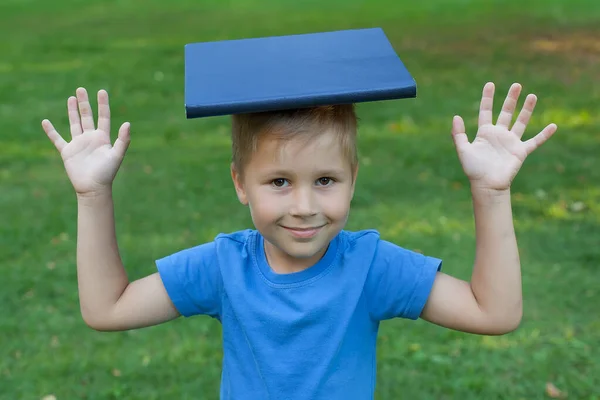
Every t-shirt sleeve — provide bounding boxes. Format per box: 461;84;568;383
365;239;442;321
156;241;222;319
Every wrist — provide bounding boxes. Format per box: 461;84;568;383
470;184;511;203
76;188;113;206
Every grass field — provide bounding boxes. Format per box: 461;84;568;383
1;0;599;399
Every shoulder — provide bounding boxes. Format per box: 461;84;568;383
211;229;261;263
214;229;258;252
339;229;406;253
339;229;432;263
338;229;380;248
160;229;257;261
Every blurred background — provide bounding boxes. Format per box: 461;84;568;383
1;0;599;399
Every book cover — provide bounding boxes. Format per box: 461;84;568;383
184;28;416;118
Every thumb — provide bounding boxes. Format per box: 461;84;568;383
451;115;469;151
112;122;131;159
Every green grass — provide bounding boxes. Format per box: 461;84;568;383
1;0;600;398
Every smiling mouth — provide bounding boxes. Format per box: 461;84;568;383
281;225;325;238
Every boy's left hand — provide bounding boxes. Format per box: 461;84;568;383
452;82;557;192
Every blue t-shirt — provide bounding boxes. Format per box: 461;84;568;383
156;229;441;400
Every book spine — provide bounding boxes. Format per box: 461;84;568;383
185;85;417;118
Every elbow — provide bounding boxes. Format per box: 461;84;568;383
486;310;523;335
81;308;120;332
504;303;524;333
508;309;523;332
81;313;112;332
493;317;522;335
507;311;523;333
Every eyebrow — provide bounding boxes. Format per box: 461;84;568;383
263;168;347;177
314;168;347;176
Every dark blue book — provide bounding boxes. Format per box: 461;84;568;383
184;27;416;118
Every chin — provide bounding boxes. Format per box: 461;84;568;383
289;248;323;260
287;240;332;259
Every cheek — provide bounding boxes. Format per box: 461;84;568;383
248;189;285;220
320;188;353;218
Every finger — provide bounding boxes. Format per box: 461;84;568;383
97;89;110;134
76;87;95;131
496;83;522;128
42;119;68;152
511;94;537;138
67;96;83;138
478;82;495;126
523;123;557;155
451;115;470;151
112;122;131;159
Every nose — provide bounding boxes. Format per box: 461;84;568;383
289;186;318;217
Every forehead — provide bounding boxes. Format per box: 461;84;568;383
256;129;346;166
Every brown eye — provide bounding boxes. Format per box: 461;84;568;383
272;178;288;187
316;177;333;186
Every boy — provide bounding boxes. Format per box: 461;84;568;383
42;81;557;399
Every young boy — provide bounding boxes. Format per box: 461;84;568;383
42;82;557;399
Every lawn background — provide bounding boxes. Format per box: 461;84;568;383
1;0;599;399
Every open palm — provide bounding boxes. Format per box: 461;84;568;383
452;83;557;191
42;88;131;195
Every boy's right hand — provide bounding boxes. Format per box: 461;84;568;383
42;88;131;197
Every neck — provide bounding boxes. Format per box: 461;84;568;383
263;241;327;274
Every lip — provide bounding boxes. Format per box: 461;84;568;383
281;225;324;239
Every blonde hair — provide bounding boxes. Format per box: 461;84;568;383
231;104;358;177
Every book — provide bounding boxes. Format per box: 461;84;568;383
184;27;416;118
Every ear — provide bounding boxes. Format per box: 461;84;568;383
350;163;359;199
231;163;249;205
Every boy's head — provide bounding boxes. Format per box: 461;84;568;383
231;105;358;178
230;105;359;270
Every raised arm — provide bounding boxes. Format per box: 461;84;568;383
421;82;557;335
42;88;179;331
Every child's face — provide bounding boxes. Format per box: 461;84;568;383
232;129;357;271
